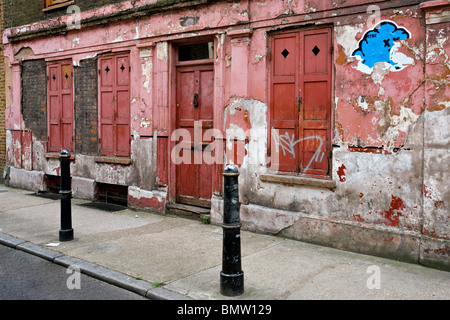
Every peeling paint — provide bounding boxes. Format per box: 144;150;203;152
156;42;168;61
141;58;152;94
337;164;347;182
382;195;406;227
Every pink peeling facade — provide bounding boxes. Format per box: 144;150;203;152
2;0;449;270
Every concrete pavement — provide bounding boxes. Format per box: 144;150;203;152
0;183;448;300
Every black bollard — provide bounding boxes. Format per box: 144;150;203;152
59;149;73;241
220;164;244;296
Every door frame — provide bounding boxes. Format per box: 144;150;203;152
167;37;220;207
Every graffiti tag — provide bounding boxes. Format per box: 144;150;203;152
272;129;325;173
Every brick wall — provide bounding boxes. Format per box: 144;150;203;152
0;0;6;175
74;58;98;156
18;58;99;157
21;59;47;142
3;0;126;29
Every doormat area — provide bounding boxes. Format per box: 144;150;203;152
77;201;127;212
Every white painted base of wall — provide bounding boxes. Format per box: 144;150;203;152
211;195;450;271
6;167;46;192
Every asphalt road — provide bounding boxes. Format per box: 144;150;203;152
0;244;148;300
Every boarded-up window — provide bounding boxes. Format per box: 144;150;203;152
270;28;332;177
98;53;131;157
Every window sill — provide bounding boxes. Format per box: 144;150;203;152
260;173;336;189
42;1;74;12
94;156;133;165
44;152;75;160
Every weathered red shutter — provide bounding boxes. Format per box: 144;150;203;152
270;33;299;172
48;64;61;152
48;61;73;152
99;54;130;157
60;63;74;152
99;56;116;156
115;54;131;157
298;28;331;176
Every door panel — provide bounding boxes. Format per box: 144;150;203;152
304;32;329;75
303;81;328;122
273;36;297;77
175;64;214;207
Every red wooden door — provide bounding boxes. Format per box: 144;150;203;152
48;61;73;152
175;64;214;207
99;54;131;157
270;27;331;176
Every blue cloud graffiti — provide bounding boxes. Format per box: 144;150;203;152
352;21;411;71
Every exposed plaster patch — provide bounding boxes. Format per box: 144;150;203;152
72;37;80;49
142;58;153;94
371;62;391;85
140;49;152;58
14;47;34;59
179;16;199;27
140;118;152;128
358;96;369;112
73;53;98;67
390;42;416;67
225;54;231;67
157;42;168;61
374;98;419;148
224;98;268;169
135;25;140;40
335;24;365;58
253;54;263;63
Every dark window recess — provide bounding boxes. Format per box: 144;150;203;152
46;174;62;194
38;174;71;200
178;42;214;61
96;183;128;207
